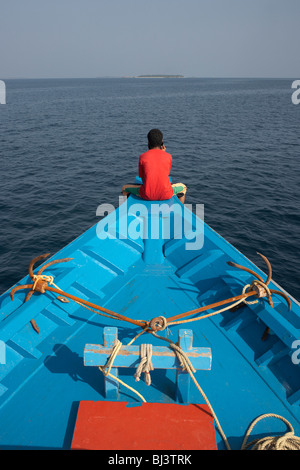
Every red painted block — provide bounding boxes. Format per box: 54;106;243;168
71;401;217;450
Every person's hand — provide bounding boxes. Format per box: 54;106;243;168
161;144;166;151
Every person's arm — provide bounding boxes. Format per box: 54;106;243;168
139;157;144;182
169;154;172;174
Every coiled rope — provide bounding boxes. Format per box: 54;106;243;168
241;413;300;450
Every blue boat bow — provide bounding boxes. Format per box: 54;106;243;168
0;194;299;450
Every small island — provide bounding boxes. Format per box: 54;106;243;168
135;75;184;78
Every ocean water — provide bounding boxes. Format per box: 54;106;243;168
0;78;299;300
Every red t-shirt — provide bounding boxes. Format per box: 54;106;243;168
138;149;174;200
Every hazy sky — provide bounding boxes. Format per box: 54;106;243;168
1;0;299;78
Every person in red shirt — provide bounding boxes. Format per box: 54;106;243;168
122;129;186;203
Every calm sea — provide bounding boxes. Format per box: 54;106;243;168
0;78;299;300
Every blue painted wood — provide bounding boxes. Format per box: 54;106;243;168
84;327;211;401
103;327;119;399
176;329;193;403
176;250;224;279
143;232;165;264
255;341;288;366
84;329;212;370
254;301;299;347
288;389;300;406
0;193;299;450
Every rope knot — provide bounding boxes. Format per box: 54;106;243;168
99;340;122;377
242;279;273;307
170;342;196;374
134;343;154;386
149;316;168;332
31;274;54;293
251;279;271;299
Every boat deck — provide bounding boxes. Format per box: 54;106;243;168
0;196;299;449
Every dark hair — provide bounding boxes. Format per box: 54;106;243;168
147;129;163;149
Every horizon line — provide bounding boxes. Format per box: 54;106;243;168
0;75;298;80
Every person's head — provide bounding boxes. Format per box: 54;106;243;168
147;129;164;150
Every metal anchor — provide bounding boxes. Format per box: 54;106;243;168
227;252;291;340
10;253;147;332
10;253;73;333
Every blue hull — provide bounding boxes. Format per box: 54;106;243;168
0;195;299;450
